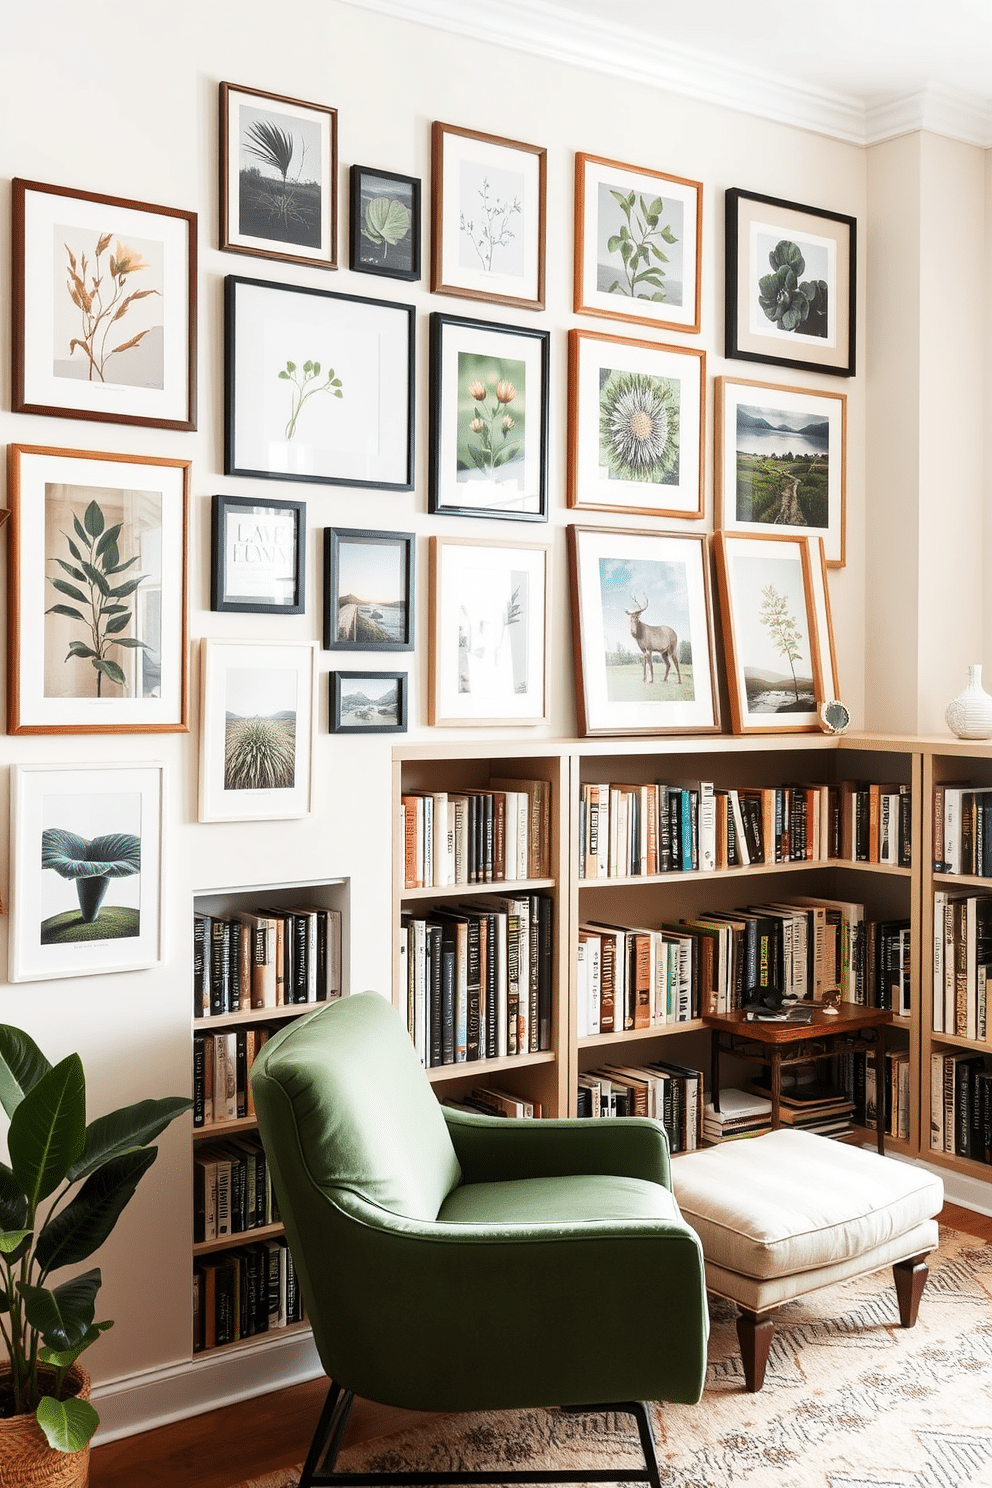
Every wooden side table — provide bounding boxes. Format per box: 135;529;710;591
704;1003;893;1153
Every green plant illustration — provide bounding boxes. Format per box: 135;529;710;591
40;829;140;935
460;177;521;271
243;118;308;234
225;715;296;791
758;583;805;703
605;191;678;301
46;499;149;698
465;376;520;476
757;240;828;336
361;196;411;258
278;359;344;440
599;370;679;483
65;234;159;382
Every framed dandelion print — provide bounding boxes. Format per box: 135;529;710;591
350;165;421;281
13;179;196;429
429;312;549;521
567;329;705;519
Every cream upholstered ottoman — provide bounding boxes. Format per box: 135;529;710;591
671;1128;943;1391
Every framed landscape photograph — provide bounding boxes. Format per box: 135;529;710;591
713;530;825;734
330;670;407;733
225;275;415;488
198;639;316;822
574;153;702;333
715;376;847;566
220;81;337;269
725;187;856;377
13;178;196;429
9;761;163;983
350;165;420;280
7;444;189;735
430;312;549;520
429;536;548;726
211;494;306;613
431;122;546;310
567;328;704;519
323;527;414;651
567;526;719;737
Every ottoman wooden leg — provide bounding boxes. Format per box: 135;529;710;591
736;1307;777;1392
893;1252;930;1328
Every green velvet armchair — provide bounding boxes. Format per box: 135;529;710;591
250;992;709;1488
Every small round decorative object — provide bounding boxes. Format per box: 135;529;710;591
945;664;992;740
820;991;841;1016
819;700;850;735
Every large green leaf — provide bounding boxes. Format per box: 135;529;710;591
364;197;410;247
0;1163;27;1228
39;1319;113;1369
0;1027;52;1118
36;1394;100;1453
83;500;105;538
69;1096;192;1181
34;1147;157;1275
20;1268;100;1349
8;1055;86;1206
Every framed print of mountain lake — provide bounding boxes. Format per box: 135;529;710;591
330;671;407;733
715;376;847;566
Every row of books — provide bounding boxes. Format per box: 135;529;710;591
400;894;553;1066
193;905;342;1018
838;1048;911;1140
932;891;992;1039
576;1059;703;1152
193;1132;278;1243
929;1050;992;1162
401;778;551;889
578;778;912;880
443;1086;542;1119
193;1239;303;1353
193;1025;275;1128
933;782;992;876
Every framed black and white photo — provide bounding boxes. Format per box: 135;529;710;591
220;81;337;269
350;165;420;280
211;494;306;613
330;671;407;733
323;527;414;651
725;188;856;377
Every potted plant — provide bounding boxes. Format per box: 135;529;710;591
0;1023;191;1485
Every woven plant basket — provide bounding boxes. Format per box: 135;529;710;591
0;1363;91;1488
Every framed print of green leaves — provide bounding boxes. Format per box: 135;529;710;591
350;165;421;281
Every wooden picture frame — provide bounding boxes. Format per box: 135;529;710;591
567;328;705;519
323;527;414;651
7;444;189;735
211;494;306;614
574;153;702;334
13;178;196;430
431;122;546;310
809;536;840;704
330;671;408;733
349;165;421;280
220;81;337;269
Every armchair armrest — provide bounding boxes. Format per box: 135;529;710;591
442;1106;672;1188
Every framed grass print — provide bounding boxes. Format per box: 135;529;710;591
574;154;702;333
9;761;163;983
220;82;337;269
567;526;719;737
431;122;546;310
13;178;196;429
7;444;189;735
198;639;316;822
211;494;305;613
350;165;420;280
430;536;548;726
725;188;856;377
430;312;549;520
330;671;407;733
713;530;825;734
323;527;414;651
715;376;847;566
567;329;704;519
225;275;415;488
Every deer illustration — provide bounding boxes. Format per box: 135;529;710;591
625;593;681;685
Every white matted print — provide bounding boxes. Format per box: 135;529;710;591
9;762;163;982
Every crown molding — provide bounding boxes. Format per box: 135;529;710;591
865;86;992;148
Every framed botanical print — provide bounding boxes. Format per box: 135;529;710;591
330;671;408;733
211;494;306;613
350;165;421;280
323;527;414;651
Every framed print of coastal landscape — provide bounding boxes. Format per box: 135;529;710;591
13;179;196;429
330;671;408;733
574;154;702;334
715;376;847;566
725;188;856;377
713;530;825;734
211;494;306;613
350;165;421;280
220;82;337;269
323;527;414;651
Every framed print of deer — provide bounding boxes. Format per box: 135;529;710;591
567;526;719;736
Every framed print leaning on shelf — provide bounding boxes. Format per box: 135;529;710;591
9;761;163;983
713;530;825;734
430;312;549;520
13;178;196;429
429;536;548;726
431;122;546;310
7;444;189;735
350;165;421;280
725;187;856;377
567;328;704;519
573;153;702;333
323;527;414;651
211;494;306;614
715;375;847;566
198;639;316;822
809;536;840;704
220;81;337;269
330;671;408;733
567;526;719;737
225;275;415;488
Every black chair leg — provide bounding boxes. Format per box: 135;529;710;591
300;1381;355;1488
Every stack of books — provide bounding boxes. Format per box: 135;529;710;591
752;1075;856;1140
702;1087;773;1144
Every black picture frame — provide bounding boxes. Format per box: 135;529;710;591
349;165;421;281
329;670;407;733
210;493;306;613
725;188;857;378
323;527;415;651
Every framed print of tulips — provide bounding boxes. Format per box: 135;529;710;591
12;179;197;429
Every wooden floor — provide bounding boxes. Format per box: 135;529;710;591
89;1202;992;1488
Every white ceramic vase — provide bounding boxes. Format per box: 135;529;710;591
945;663;992;740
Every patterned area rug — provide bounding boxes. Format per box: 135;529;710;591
229;1226;992;1488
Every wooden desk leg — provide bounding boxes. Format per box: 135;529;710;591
711;1030;721;1115
770;1047;782;1129
876;1027;886;1155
